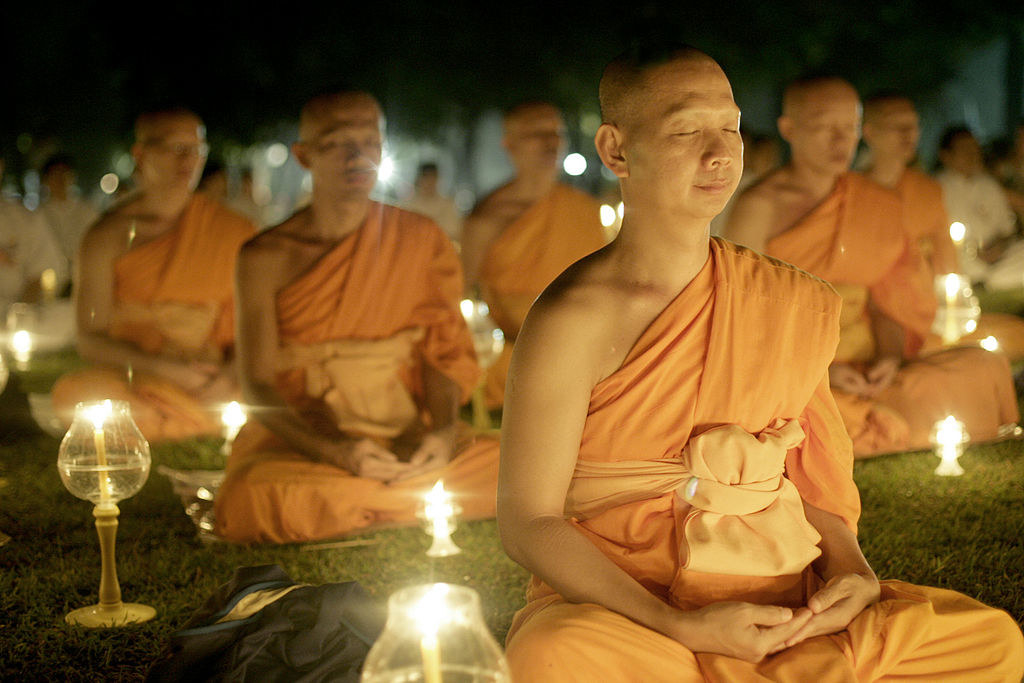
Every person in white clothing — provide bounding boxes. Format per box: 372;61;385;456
935;126;1024;290
0;156;69;310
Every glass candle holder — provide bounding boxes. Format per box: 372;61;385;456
932;273;980;345
418;480;462;558
362;583;511;683
459;299;505;371
56;400;156;626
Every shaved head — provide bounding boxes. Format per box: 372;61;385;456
299;91;382;143
503;101;562;134
599;44;718;127
134;107;204;145
782;77;860;119
862;92;915;124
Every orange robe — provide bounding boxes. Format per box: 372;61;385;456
52;195;255;441
213;204;499;544
479;183;606;407
765;173;1019;457
505;238;1024;682
898;168;1024;362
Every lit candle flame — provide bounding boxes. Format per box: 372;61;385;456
11;329;33;363
220;401;247;456
221;401;247;431
423;480;461;558
84;399;113;431
944;273;961;300
932;415;967;477
949;221;966;244
980;336;999;352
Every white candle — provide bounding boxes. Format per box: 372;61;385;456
86;400;114;502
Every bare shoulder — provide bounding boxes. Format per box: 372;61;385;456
467;183;531;225
80;203;137;255
513;247;653;387
721;171;788;249
236;212;309;286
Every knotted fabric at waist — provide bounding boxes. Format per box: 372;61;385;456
566;419;822;577
276;327;424;439
110;301;221;361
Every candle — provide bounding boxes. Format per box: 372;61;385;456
424;480;462;558
932;415;967;477
220;401;247;455
420;632;442;683
10;329;32;366
86;400;114;502
415;584;447;683
40;268;57;303
980;336;999;352
949;221;966;245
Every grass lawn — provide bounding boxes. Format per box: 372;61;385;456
1;349;1022;681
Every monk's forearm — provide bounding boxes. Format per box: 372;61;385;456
867;303;905;361
77;331;180;378
421;362;461;431
242;380;354;464
803;502;877;583
499;514;682;636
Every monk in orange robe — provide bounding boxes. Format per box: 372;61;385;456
725;77;1019;457
461;101;608;408
861;92;1024;362
52;107;255;442
498;47;1024;682
213;91;498;544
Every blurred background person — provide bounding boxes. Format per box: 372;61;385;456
401;162;463;246
37;153;99;287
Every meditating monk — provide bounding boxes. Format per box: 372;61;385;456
51;107;256;441
213;91;499;544
498;45;1024;682
460;101;607;408
861;92;1024;362
724;77;1019;457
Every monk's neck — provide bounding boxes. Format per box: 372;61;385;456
614;212;710;292
506;171;557;203
864;157;906;189
309;195;371;240
785;162;844;203
135;189;193;226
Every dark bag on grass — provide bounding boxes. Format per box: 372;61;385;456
146;564;386;682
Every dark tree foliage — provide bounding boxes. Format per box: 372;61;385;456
1;0;1021;181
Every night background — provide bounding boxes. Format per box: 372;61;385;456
3;4;1024;679
4;1;1024;207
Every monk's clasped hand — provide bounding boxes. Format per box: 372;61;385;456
682;601;813;663
783;572;881;648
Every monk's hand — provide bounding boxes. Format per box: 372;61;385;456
828;363;871;397
783;572;880;648
340;438;406;481
392;426;456;482
154;359;218;393
864;356;900;395
679;601;813;662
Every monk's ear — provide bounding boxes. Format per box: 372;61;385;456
292;142;312;170
595;123;628;178
776;115;794;145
